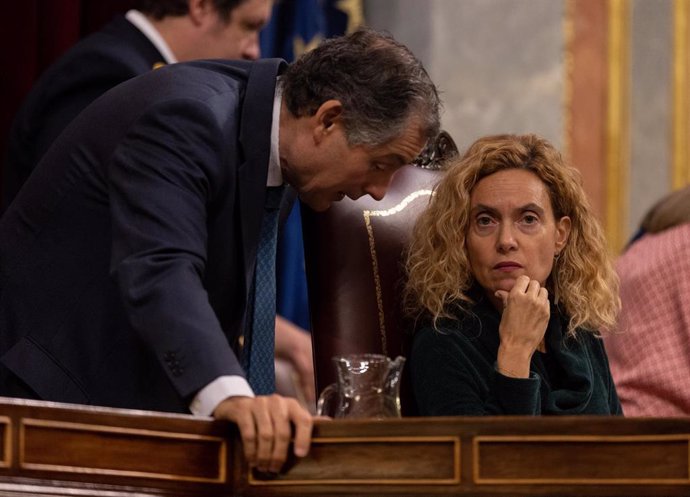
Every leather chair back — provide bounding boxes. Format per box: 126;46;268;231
302;130;460;415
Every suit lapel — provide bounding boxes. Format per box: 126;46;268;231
237;59;287;300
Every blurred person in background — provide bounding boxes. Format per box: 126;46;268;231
605;186;690;416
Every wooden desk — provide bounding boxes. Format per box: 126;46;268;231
0;397;688;496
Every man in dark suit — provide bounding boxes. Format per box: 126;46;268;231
3;0;271;209
0;28;440;472
3;0;319;407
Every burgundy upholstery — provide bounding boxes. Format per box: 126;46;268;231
302;164;443;415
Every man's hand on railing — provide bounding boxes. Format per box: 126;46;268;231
213;395;313;474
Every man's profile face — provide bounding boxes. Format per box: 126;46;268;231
282;114;428;212
202;0;272;60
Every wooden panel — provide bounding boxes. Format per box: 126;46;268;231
249;436;460;486
0;417;10;469
20;419;227;483
474;435;690;484
3;399;690;496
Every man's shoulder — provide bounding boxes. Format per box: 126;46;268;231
38;16;162;82
618;222;690;278
177;58;285;82
145;59;284;105
77;16;158;56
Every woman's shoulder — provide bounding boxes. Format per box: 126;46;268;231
574;327;608;356
412;307;494;351
412;319;456;346
560;320;609;362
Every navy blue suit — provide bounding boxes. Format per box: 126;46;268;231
3;16;165;211
0;58;285;412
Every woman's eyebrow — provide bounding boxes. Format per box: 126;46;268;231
470;204;499;215
519;203;545;215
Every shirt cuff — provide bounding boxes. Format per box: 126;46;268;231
189;376;255;416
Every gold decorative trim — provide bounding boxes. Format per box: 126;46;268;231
20;419;227;483
335;0;364;33
605;0;631;253
0;417;11;468
673;0;690;188
249;435;460;486
473;434;690;485
362;189;435;354
364;190;435;219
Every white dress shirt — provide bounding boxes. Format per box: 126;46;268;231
125;10;178;64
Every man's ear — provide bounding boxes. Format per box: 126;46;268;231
188;0;213;25
312;100;343;143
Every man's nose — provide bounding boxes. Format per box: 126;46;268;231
366;186;386;201
242;37;261;60
365;172;396;201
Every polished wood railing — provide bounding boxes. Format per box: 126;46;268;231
0;397;688;496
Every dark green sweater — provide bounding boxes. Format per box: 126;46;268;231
410;293;623;416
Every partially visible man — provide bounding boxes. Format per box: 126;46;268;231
2;0;319;407
0;28;440;472
605;187;690;416
2;0;271;208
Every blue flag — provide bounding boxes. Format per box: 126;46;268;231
261;0;363;60
261;0;363;331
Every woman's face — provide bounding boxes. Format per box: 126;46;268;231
465;168;571;305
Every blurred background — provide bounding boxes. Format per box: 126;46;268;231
1;0;688;254
368;0;689;256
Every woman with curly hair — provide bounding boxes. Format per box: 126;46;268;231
405;133;622;416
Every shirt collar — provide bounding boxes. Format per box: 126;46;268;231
267;81;283;187
125;10;178;64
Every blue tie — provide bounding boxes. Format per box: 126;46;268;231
245;186;284;394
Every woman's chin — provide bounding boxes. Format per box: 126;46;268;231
493;280;517;294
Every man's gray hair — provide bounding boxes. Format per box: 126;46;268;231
281;27;441;148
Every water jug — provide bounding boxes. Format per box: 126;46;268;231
316;353;405;419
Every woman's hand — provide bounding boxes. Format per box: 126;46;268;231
494;275;550;378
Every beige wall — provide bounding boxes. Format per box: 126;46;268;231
630;0;672;235
365;0;564;151
365;0;687;251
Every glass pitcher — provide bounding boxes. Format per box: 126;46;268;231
316;353;405;419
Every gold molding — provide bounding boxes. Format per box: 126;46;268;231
673;0;690;188
19;419;227;483
249;435;461;486
362;189;434;355
473;434;690;485
0;417;11;469
605;0;631;253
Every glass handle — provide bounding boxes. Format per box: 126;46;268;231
316;383;338;417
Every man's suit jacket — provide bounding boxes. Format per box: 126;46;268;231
0;58;286;413
3;16;165;211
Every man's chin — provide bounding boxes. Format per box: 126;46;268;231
299;195;332;212
310;203;332;212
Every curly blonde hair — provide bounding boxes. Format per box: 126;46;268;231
404;133;620;336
